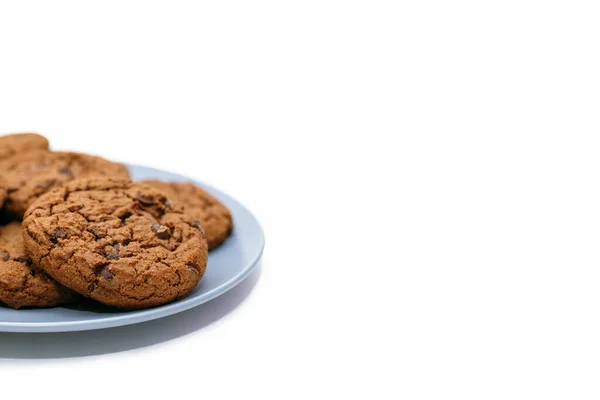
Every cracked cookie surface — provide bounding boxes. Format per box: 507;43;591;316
0;151;130;217
0;133;50;161
0;222;78;309
22;178;208;309
144;180;233;250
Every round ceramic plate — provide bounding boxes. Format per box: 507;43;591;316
0;164;265;333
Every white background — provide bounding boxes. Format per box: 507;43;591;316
0;0;599;398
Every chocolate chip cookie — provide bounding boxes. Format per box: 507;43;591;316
0;222;78;309
144;180;233;250
0;151;130;217
0;133;50;161
22;178;208;309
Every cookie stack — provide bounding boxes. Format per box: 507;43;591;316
0;133;233;310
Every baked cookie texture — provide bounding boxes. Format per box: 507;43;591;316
0;133;49;161
144;180;233;250
0;222;78;309
0;151;130;217
22;178;208;309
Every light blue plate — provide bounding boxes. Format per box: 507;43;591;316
0;164;265;333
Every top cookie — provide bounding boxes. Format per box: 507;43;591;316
0;151;130;217
22;178;208;309
144;180;233;250
0;222;78;309
0;133;50;161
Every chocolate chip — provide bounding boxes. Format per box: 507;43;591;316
58;167;73;177
101;268;115;280
35;181;53;192
1;251;9;262
158;197;172;212
94;264;115;280
51;229;66;243
114;243;121;252
135;193;154;205
187;262;199;272
119;211;132;220
14;256;32;265
152;224;170;240
88;282;96;292
104;244;120;260
193;220;205;235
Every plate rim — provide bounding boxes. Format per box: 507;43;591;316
0;164;265;333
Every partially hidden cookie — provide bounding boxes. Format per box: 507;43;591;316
22;178;208;309
0;151;130;217
144;180;233;250
0;133;50;161
0;222;78;309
